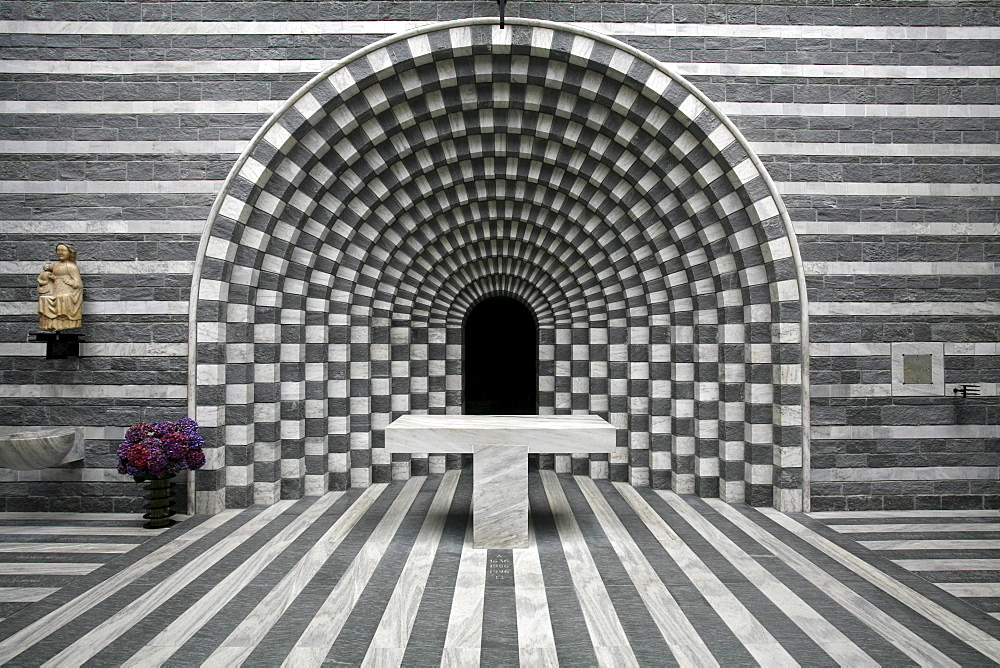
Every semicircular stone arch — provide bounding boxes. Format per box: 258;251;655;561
192;18;810;514
445;275;560;329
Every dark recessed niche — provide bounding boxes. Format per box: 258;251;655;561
463;296;537;415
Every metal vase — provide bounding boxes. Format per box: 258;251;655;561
142;474;177;529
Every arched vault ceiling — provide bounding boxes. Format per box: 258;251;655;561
231;157;780;319
388;215;615;318
212;49;794;314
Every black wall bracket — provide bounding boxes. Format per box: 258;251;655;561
953;384;981;398
30;331;83;359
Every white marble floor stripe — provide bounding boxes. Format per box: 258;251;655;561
860;539;1000;550
660;493;879;667
713;500;957;666
122;492;344;667
894;559;1000;571
514;521;558;668
614;484;795;667
613;485;680;542
832;523;1000;533
41;502;295;667
281;477;425;667
576;478;719;667
441;518;487;668
0;543;137;554
0;588;59;603
0;509;241;665
0;563;101;576
541;470;639;668
938;583;1000;598
361;471;461;668
0;526;164;536
760;507;1000;663
202;484;388;667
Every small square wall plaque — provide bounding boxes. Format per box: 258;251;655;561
891;343;943;397
902;354;933;385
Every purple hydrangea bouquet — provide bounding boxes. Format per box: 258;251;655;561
117;417;207;482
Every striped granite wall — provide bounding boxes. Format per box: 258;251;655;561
0;1;997;512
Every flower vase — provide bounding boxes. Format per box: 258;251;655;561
142;474;177;529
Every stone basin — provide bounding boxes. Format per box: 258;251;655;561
0;427;84;470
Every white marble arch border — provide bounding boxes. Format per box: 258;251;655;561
187;17;813;512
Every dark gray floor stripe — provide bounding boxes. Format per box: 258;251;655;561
528;474;600;667
325;475;444;664
595;482;757;666
964;598;1000;613
480;548;519;665
748;508;1000;665
0;520;151;528
400;469;473;667
848;531;1000;541
0;535;147;544
0;553;132;563
820;517;1000;526
555;475;677;666
635;489;874;666
870;549;1000;560
924;571;1000;583
0;575;75;588
0;602;31;620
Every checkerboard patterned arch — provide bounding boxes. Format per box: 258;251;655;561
191;19;810;513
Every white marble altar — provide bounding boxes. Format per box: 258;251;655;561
385;415;616;548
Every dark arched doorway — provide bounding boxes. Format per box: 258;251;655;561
463;296;538;415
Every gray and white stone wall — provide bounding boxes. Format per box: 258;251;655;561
0;0;997;512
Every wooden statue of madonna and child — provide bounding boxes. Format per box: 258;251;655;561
32;243;83;358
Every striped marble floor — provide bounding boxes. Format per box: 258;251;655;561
0;470;998;666
0;512;179;624
814;509;1000;623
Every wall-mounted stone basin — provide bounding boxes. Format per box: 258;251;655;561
0;427;84;470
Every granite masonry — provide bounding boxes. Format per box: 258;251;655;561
0;1;997;514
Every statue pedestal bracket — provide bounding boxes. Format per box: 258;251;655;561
29;331;83;360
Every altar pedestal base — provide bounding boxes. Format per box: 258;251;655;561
473;444;528;549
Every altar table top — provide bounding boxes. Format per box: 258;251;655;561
384;414;616;454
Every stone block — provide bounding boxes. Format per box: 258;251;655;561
473;445;528;549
